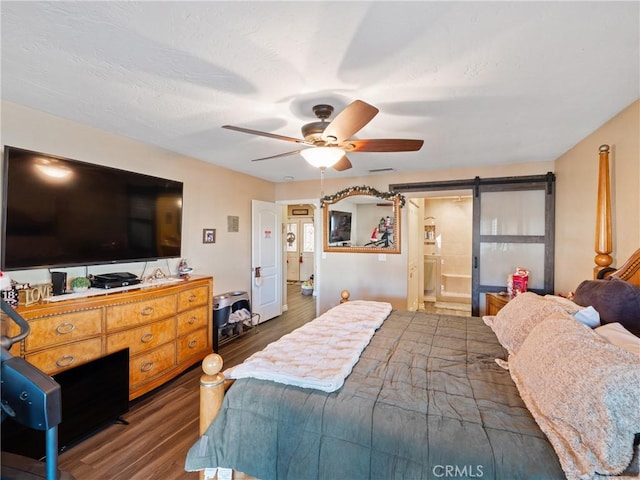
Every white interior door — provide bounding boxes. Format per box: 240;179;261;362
252;200;282;323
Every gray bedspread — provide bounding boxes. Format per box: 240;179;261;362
186;311;565;479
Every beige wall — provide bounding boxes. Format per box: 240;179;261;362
555;99;639;294
3;98;636;315
0;101;275;296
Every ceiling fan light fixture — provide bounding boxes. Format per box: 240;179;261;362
301;147;345;169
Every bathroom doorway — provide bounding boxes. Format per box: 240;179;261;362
421;191;473;314
394;173;556;317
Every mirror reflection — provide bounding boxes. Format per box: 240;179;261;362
322;186;403;254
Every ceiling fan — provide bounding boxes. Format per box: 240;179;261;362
222;100;424;171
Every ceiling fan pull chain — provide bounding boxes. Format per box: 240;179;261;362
319;167;326;198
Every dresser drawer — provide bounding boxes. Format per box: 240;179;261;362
107;317;175;356
26;338;103;375
177;285;209;311
176;306;209;336
106;295;176;331
130;342;176;387
2;312;26;357
177;327;209;364
25;309;103;352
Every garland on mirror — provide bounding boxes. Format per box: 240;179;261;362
320;185;406;208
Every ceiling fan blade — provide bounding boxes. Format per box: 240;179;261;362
321;100;379;144
223;125;306;144
332;155;352;172
251;150;302;162
341;139;424;153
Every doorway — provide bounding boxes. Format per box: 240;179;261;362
285;206;315;283
252;200;319;324
393;173;556;317
280;202;318;320
421;192;473;314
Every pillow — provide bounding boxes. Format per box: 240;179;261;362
573;278;640;335
482;292;568;355
573;306;601;328
544;294;582;314
595;322;640;358
509;312;640;479
545;294;601;327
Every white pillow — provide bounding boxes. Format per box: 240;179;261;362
482;292;567;355
573;305;601;328
509;312;640;479
544;294;582;314
595;322;640;357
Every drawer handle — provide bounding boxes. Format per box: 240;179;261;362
141;361;154;373
56;355;75;368
188;316;196;325
141;306;154;316
188;339;197;349
140;333;154;344
56;322;76;335
188;294;197;303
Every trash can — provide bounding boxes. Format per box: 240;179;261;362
212;291;251;352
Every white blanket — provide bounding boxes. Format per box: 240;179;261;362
223;300;392;392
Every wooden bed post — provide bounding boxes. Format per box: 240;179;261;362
594;144;613;278
340;290;350;303
199;353;225;480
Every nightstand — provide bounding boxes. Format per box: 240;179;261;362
485;292;514;316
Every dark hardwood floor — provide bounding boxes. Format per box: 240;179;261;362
57;284;316;479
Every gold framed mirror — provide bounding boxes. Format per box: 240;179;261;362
321;186;404;254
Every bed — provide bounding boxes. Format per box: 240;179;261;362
185;146;640;480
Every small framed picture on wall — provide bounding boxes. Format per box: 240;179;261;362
203;228;216;244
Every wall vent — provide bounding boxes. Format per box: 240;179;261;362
368;168;395;173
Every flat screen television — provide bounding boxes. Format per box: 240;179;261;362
329;210;352;243
2;146;183;270
1;348;130;460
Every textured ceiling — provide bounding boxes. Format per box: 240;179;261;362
1;1;638;183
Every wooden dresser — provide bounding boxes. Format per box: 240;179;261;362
4;275;213;400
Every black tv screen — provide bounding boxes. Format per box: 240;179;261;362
329;210;352;243
2;146;183;270
1;348;129;460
